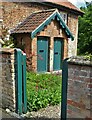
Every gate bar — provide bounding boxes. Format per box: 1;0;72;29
61;58;68;119
22;53;27;113
15;49;22;114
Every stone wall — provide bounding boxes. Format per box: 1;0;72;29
67;56;92;119
68;14;78;57
14;19;68;71
1;2;78;57
32;20;68;72
0;48;16;111
14;33;32;71
1;2;50;30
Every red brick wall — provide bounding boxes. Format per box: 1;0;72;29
37;20;68;58
0;48;16;111
68;14;78;37
68;14;78;56
1;2;78;37
14;33;32;70
32;20;68;71
67;57;92;119
1;2;78;57
2;2;50;29
14;20;68;71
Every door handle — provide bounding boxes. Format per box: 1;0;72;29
39;50;44;52
55;52;58;55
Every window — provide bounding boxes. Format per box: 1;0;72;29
60;12;68;25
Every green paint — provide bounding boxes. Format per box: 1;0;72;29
15;49;22;114
31;11;74;40
53;38;63;70
56;12;74;40
37;37;48;72
31;13;56;38
61;58;68;119
22;53;27;113
15;49;27;115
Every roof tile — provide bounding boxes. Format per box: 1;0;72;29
11;9;55;34
44;0;83;14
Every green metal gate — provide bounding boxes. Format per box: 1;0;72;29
53;38;63;70
15;49;27;114
61;58;68;119
37;37;48;72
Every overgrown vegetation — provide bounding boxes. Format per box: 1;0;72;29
78;3;92;55
1;26;14;48
27;72;61;112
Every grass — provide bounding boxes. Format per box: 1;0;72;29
27;72;61;112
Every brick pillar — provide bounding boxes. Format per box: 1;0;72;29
63;38;68;59
32;37;37;71
0;48;16;111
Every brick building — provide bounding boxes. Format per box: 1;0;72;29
0;1;83;71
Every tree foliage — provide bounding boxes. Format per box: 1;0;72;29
78;3;92;55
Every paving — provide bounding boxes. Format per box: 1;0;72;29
0;108;13;119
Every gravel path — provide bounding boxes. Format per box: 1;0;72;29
26;105;61;120
0;108;13;118
0;104;61;119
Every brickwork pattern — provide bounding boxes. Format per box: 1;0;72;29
68;14;78;57
14;20;68;71
0;49;16;111
67;57;92;118
36;20;68;71
1;2;78;57
2;2;49;30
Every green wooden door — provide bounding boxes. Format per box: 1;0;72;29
37;37;48;72
53;38;63;70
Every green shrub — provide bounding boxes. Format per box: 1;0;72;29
27;72;61;111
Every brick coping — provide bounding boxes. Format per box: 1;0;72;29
67;56;92;66
0;48;14;54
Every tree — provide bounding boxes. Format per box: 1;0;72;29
78;3;92;55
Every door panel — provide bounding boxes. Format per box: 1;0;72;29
53;38;63;70
37;37;48;72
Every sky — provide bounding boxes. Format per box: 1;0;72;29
68;0;92;8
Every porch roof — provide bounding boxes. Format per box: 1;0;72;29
11;9;74;40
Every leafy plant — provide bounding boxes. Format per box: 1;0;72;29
27;72;61;111
78;3;92;55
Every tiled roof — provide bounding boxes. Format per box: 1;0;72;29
43;0;83;15
11;9;55;34
56;2;81;12
11;9;74;40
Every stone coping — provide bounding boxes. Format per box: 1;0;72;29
0;48;14;54
67;56;92;66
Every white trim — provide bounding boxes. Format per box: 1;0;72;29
31;9;58;37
